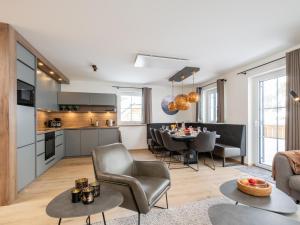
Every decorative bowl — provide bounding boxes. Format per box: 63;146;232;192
237;178;272;197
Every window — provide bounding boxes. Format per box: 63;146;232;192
201;87;217;123
119;89;143;124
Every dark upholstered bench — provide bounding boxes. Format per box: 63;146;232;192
214;143;244;167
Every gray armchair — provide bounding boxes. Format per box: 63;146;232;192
273;153;300;202
92;143;170;225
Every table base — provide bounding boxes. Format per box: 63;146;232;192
58;212;107;225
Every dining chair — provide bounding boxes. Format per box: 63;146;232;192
159;130;190;169
149;128;163;157
189;131;217;171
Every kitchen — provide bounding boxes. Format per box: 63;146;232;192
16;40;120;191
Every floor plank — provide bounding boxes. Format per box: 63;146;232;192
0;150;244;225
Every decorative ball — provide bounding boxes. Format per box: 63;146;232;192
168;101;177;111
175;94;191;110
188;91;200;103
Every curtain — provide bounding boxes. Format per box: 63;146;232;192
286;49;300;150
143;87;152;124
195;87;202;122
217;79;225;123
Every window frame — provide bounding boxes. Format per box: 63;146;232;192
118;89;144;125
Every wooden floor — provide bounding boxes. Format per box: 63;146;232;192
0;150;245;225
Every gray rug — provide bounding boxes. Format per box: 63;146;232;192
232;165;274;183
93;197;230;225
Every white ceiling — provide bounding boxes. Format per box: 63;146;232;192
1;0;300;85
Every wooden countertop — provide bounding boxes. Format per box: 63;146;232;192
37;126;119;134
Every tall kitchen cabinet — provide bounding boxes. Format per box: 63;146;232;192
16;43;36;191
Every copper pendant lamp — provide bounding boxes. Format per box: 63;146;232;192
188;72;199;103
168;81;177;111
175;79;191;110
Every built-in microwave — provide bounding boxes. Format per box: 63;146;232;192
17;79;35;107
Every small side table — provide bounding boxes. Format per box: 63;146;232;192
46;187;123;225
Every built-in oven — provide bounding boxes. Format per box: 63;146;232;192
17;79;35;107
45;132;55;161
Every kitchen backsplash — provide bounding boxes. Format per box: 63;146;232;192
37;111;117;130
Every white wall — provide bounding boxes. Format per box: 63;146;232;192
61;80;195;149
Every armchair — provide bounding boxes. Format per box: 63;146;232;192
92;143;170;225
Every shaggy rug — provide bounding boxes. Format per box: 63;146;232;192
93;197;230;225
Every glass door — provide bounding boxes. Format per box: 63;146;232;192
258;73;286;167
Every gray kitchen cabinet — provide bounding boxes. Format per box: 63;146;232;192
55;144;64;161
99;128;120;146
89;93;117;106
16;42;36;69
81;129;99;156
36;140;45;155
36;71;60;110
16;61;35;86
64;130;81;156
36;153;46;177
16;105;35;148
17;143;35;191
58;92;90;105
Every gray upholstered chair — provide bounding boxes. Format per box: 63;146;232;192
160;130;189;169
190;131;217;171
273;153;300;202
92;143;170;225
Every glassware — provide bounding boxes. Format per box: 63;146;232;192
203;127;207;132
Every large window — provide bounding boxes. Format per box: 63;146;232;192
119;89;143;124
201;87;218;123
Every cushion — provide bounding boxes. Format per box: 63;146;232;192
289;175;300;192
134;176;170;205
214;143;241;157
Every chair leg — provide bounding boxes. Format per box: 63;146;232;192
138;213;140;225
223;157;226;167
203;152;215;170
102;212;107;225
241;156;245;165
166;192;169;209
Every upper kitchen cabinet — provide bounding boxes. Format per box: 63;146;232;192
89;93;116;106
16;43;36;70
36;70;60;111
58;92;117;107
58;92;90;105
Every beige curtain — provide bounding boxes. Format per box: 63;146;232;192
143;87;152;124
217;79;225;123
286;49;300;150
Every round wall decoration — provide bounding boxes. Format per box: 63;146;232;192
161;95;179;115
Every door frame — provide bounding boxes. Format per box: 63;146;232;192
251;68;286;170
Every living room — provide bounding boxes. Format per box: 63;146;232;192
1;1;300;225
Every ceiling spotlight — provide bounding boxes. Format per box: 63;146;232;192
91;64;98;72
38;62;44;66
58;78;62;81
49;71;54;75
37;70;41;74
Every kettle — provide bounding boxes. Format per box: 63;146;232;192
106;119;113;127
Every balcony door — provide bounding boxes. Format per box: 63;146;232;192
256;70;286;168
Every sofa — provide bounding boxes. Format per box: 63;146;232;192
273;153;300;202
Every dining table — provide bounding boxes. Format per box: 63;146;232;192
169;131;221;165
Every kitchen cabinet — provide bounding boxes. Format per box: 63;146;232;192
36;71;60;110
99;128;120;146
16;60;35;86
16;42;36;69
36;153;45;177
89;93;116;106
16;105;35;148
58;92;117;107
36;140;45;156
65;130;81;156
81;129;99;156
17;143;35;191
58;92;90;105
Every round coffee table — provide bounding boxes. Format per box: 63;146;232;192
209;204;300;225
220;179;297;214
46;186;123;225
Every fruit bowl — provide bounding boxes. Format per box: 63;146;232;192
237;178;272;197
